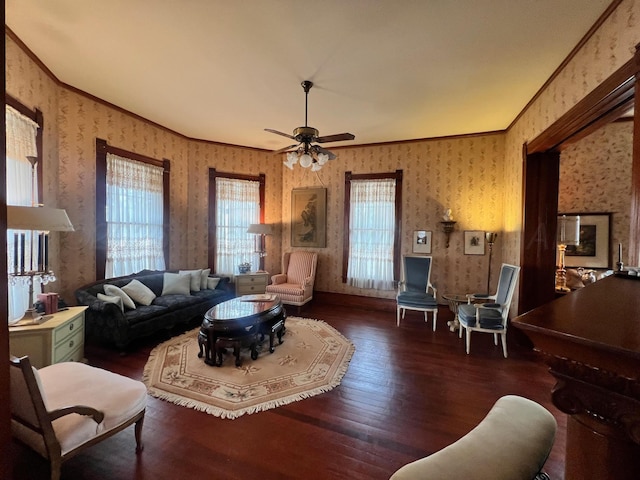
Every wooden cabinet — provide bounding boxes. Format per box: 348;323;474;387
9;306;87;368
235;272;269;296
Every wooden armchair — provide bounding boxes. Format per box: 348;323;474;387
9;356;147;480
266;251;318;306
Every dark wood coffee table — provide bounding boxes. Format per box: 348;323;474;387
198;296;286;366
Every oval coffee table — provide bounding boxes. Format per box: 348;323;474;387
198;295;286;366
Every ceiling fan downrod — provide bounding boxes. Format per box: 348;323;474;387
302;80;313;127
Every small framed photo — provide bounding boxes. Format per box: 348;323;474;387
464;231;485;255
413;230;432;254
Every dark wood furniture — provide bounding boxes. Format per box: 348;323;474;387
513;275;640;480
198;296;286;366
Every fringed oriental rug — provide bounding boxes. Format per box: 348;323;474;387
142;316;355;419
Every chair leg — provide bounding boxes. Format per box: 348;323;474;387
465;328;471;354
432;310;437;331
50;457;62;480
459;323;463;339
134;413;145;453
494;333;499;346
501;333;508;358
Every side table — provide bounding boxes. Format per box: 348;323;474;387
442;293;469;333
235;272;269;296
8;306;87;368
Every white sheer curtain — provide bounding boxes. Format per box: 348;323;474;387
105;153;166;278
347;178;396;290
215;177;260;275
6;105;39;322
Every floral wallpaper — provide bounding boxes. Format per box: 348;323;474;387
5;0;640;312
558;121;633;267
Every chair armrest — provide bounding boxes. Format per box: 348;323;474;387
474;302;502;310
271;274;287;285
49;405;105;424
303;276;313;286
429;283;437;297
467;293;496;303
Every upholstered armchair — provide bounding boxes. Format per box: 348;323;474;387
266;251;318;306
9;356;147;480
396;255;438;330
457;263;521;358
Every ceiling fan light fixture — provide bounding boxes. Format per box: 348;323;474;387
311;163;322;172
284;152;298;170
317;152;329;165
299;153;313;168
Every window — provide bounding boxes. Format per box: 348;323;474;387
96;139;170;279
208;169;265;275
343;170;402;290
5;97;43;322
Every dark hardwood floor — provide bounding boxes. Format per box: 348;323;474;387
11;299;566;479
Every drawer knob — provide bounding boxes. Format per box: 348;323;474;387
69;323;74;331
69;340;74;348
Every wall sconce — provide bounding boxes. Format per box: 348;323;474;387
485;232;498;293
555;215;580;292
440;221;456;248
247;223;273;271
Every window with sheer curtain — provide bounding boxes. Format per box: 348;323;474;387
213;176;261;276
105;153;166;278
343;171;402;290
6;104;40;322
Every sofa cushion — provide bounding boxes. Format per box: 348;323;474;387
122;279;156;306
162;273;191;296
123;304;168;325
152;294;205;311
103;284;136;310
206;277;220;290
179;269;203;292
200;268;211;289
97;293;124;312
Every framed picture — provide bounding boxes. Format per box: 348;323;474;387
291;187;327;248
464;230;485;255
413;230;432;254
561;212;611;268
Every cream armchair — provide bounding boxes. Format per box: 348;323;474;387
266;251;318;306
9;356;147;480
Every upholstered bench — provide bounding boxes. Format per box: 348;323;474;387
390;395;557;480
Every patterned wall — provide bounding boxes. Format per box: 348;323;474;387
559;121;633;266
5;0;640;310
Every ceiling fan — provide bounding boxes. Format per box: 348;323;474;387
265;80;355;170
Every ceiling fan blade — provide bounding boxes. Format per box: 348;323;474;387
265;128;295;140
313;145;337;161
315;133;355;143
272;144;299;154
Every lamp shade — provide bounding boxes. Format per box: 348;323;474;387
247;223;273;235
7;206;75;232
558;215;580;245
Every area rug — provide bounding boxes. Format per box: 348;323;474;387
142;316;355;419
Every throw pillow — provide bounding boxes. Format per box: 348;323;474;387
162;272;191;296
179;269;203;292
103;284;136;310
122;279;156;306
97;293;124;312
206;277;220;290
200;268;211;290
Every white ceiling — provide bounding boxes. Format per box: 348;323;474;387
6;0;612;151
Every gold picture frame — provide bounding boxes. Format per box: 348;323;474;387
291;187;327;248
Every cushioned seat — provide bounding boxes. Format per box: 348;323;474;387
10;356;146;480
396;255;438;330
266;251;318;307
390;395;557;480
458;264;520;357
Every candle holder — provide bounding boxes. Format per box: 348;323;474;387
9;270;57;323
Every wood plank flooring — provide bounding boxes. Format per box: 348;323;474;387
11;299;566;479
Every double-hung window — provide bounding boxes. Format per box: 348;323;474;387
5;100;42;322
208;169;265;275
96;139;169;279
343;170;402;290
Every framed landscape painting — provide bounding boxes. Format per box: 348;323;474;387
561;212;611;269
291;187;326;248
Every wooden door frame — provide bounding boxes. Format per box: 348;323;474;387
520;45;640;313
